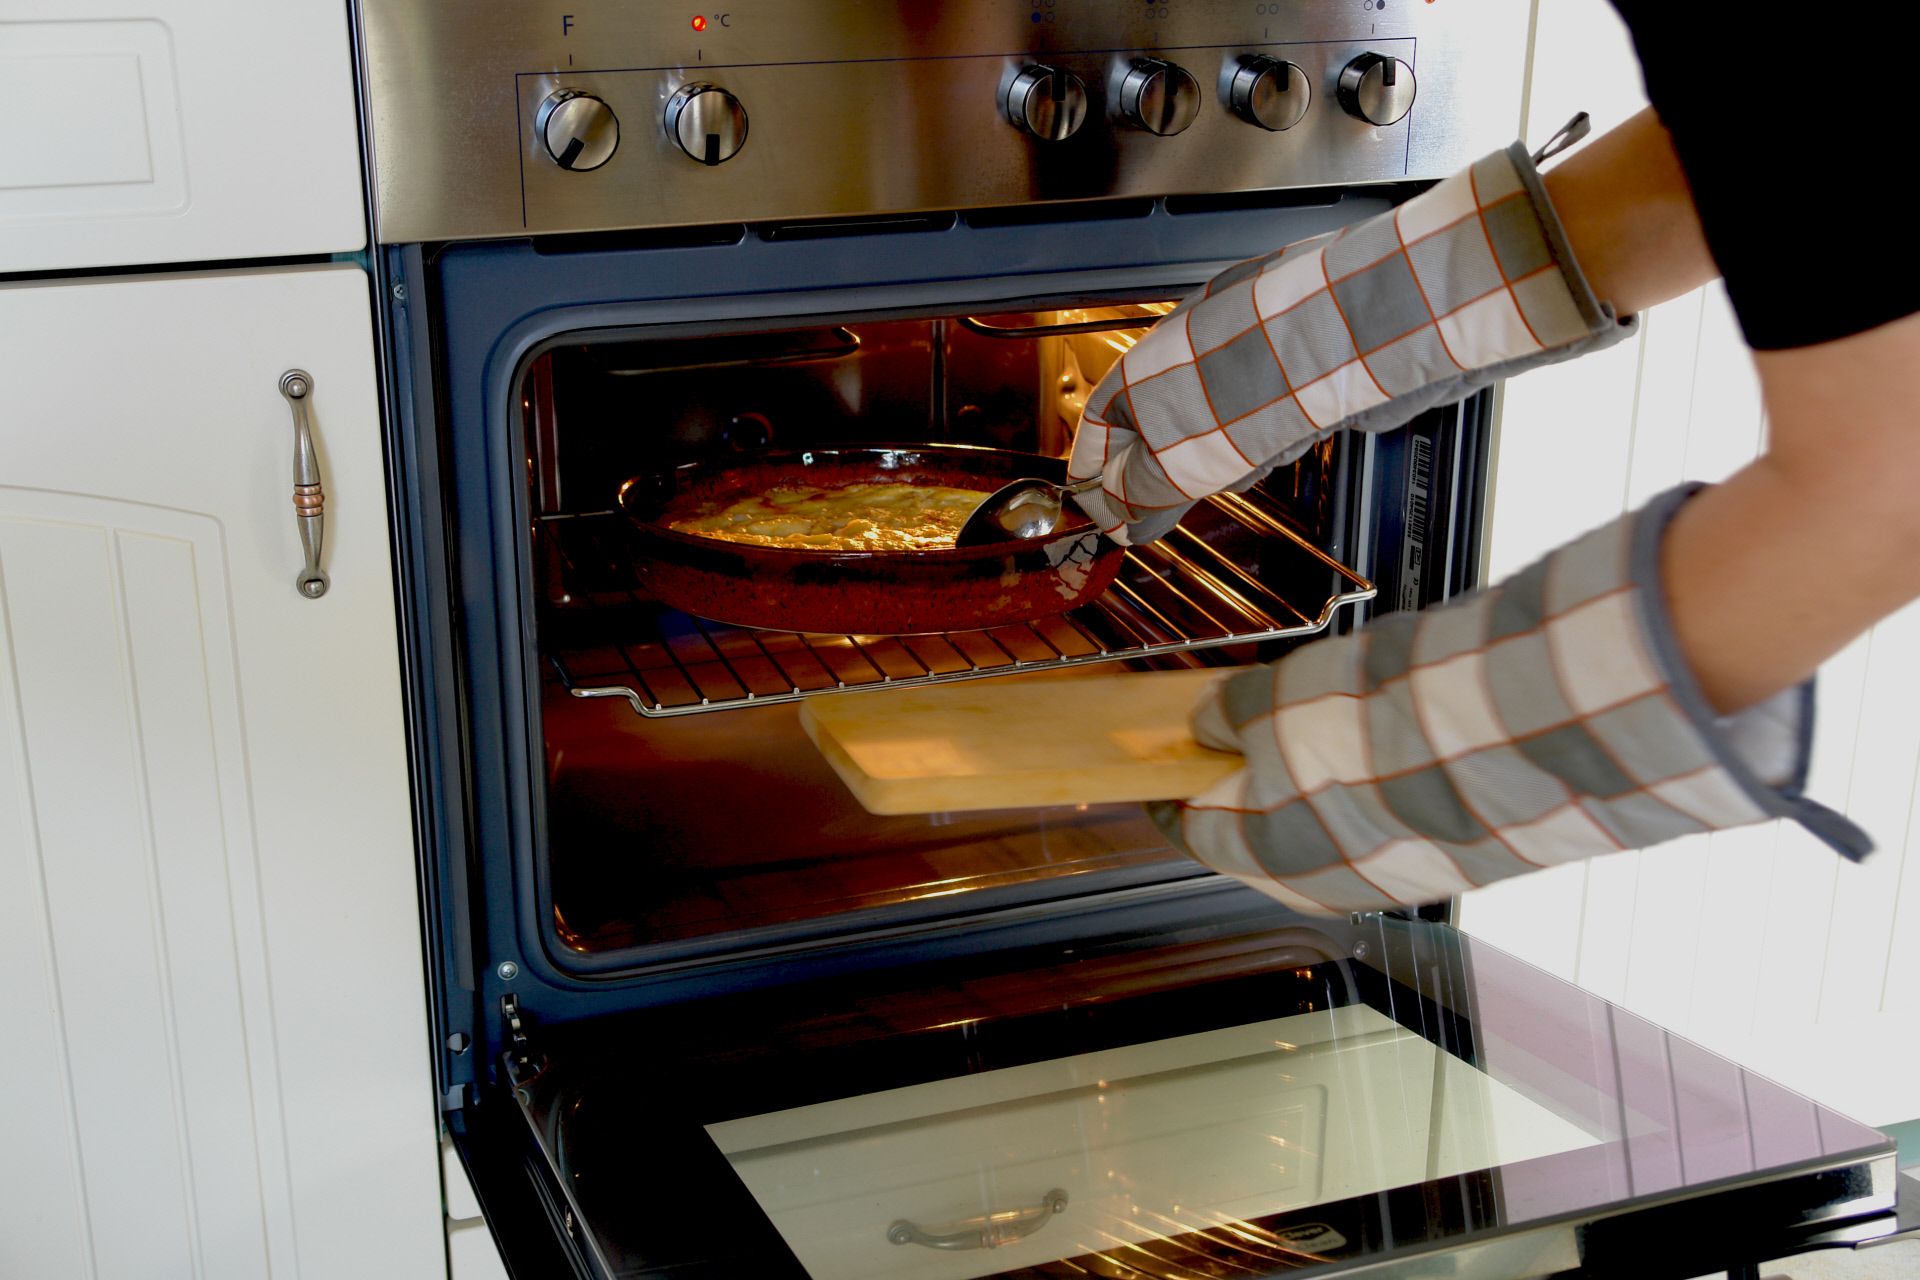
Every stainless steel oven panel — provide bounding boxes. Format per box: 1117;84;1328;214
359;0;1530;243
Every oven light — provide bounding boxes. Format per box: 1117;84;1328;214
691;14;707;30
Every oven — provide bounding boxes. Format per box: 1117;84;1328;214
357;3;1912;1276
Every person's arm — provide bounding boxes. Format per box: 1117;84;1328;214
1540;107;1716;319
1067;134;1643;546
1598;4;1920;715
1663;316;1920;714
1132;108;1911;913
1064;25;1917;911
1536;108;1920;715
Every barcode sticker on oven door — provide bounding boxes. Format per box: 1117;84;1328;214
1398;433;1434;612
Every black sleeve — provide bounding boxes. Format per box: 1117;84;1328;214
1608;3;1920;350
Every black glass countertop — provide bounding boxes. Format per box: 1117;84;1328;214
504;911;1902;1279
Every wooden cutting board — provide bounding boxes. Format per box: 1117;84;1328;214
799;667;1243;815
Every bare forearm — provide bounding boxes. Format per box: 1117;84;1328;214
1543;110;1920;716
1542;108;1717;317
1661;313;1920;714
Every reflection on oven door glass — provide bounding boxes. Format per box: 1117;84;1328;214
705;1004;1604;1280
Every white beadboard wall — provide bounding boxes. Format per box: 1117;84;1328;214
1458;2;1920;1126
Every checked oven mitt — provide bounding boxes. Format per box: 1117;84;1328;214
1070;142;1635;544
1155;486;1871;916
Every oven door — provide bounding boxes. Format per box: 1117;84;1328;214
449;910;1905;1280
390;201;1494;1108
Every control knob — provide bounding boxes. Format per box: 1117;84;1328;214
1118;58;1200;136
1005;64;1089;142
665;83;748;165
1227;55;1310;132
1337;53;1416;126
537;90;619;171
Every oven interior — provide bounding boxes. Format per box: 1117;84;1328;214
519;301;1397;964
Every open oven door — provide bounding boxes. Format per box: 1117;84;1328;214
447;909;1910;1280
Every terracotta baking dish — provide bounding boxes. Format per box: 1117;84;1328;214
616;444;1124;635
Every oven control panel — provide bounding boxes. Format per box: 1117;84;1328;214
360;0;1531;244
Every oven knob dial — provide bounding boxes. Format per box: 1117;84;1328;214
1228;55;1311;132
537;90;619;171
665;83;749;165
1337;53;1417;126
1005;64;1089;142
1118;57;1201;136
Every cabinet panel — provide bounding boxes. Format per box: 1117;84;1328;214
0;501;275;1279
0;266;442;1279
0;3;363;271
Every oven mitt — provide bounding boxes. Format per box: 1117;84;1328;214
1154;485;1871;916
1069;142;1635;545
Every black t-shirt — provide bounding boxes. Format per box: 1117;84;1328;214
1610;3;1919;349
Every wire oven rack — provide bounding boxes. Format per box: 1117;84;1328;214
542;494;1374;718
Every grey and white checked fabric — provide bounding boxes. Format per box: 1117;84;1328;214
1153;485;1871;916
1070;142;1635;545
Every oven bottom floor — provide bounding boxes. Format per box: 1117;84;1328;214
542;682;1185;954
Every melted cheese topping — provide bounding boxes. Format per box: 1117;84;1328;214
666;481;993;551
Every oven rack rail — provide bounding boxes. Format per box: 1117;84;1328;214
543;495;1374;718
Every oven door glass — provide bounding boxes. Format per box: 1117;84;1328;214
503;913;1897;1279
525;306;1385;962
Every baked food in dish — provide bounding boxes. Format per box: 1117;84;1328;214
664;481;991;551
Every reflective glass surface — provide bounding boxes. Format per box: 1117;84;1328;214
509;911;1896;1278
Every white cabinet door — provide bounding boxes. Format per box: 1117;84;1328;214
0;266;444;1279
0;0;364;272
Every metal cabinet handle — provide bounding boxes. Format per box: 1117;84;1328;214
887;1189;1068;1251
277;369;331;599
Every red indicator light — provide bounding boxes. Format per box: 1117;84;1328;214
691;14;707;30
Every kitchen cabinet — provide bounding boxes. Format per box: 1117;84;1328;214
0;0;365;272
0;266;444;1278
